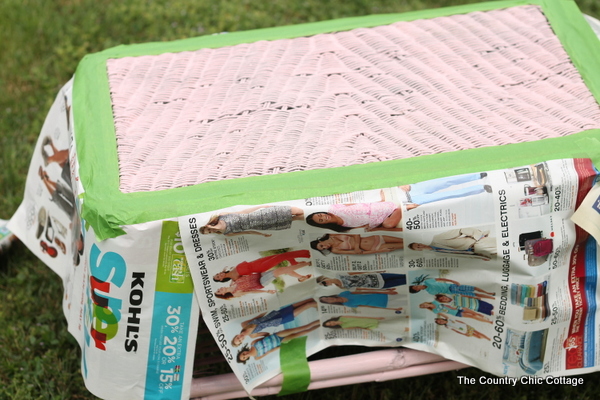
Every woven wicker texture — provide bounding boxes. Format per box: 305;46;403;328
107;5;600;193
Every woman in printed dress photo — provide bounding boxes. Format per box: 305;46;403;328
305;193;410;232
317;272;406;290
200;205;304;236
322;315;385;331
419;302;492;324
310;233;403;255
409;275;495;299
319;291;404;312
213;250;312;284
434;314;490;340
236;321;320;364
215;274;276;299
434;293;494;316
231;299;317;347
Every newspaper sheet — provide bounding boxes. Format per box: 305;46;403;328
179;158;600;393
8;83;199;400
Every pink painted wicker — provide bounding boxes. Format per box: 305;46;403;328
107;5;600;194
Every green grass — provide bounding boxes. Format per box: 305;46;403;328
1;0;600;399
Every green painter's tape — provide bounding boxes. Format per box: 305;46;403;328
278;337;310;396
72;0;600;240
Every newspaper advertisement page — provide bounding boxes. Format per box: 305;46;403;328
8;79;79;284
72;220;200;400
178;158;599;393
400;158;598;377
8;81;200;400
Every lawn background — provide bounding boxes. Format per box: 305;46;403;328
1;0;600;399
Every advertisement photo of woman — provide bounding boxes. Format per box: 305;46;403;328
310;233;403;255
200;205;304;236
305;199;407;232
